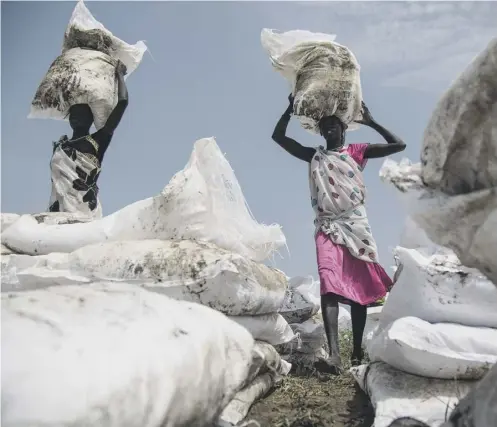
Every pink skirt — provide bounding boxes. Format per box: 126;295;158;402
315;231;392;306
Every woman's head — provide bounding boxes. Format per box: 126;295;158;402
319;115;346;149
68;104;93;133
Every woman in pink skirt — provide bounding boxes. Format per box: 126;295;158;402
272;95;406;374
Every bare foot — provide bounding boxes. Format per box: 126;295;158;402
314;356;343;375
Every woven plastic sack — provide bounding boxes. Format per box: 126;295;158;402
278;275;320;324
29;1;147;129
421;38;497;196
261;29;362;134
2;138;286;262
2;282;255;427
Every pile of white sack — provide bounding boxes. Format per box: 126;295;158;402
275;275;383;372
30;0;147;130
1;137;294;427
261;29;363;134
351;37;497;427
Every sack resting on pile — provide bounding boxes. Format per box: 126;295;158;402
1;282;254;427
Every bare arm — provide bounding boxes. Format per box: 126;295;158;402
357;102;406;159
271;96;315;163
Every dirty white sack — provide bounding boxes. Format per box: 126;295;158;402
1;240;288;316
1;213;20;233
380;246;497;329
351;362;476;427
421;38;497;197
229;314;295;346
218;373;275;426
29;1;147;129
278;275;320;323
380;156;497;286
2;138;286;262
368;316;497;380
261;28;362;134
1;282;255;427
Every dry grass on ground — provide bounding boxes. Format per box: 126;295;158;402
246;331;374;427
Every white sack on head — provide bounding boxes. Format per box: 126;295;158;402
1;282;255;427
29;1;147;129
368;316;497;380
261;28;362;134
380;246;497;329
2;138;286;262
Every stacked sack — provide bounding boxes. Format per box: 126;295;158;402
275;276;355;372
351;39;497;426
1;138;293;427
29;1;147;130
261;29;363;134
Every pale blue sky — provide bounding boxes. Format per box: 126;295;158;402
2;1;495;277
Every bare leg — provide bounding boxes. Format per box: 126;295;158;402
350;302;367;365
315;293;342;374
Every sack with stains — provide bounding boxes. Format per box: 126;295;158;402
278;275;320;324
261;28;362;134
368;316;497;380
229;313;295;346
1;239;288;316
29;1;146;129
380;247;497;329
351;362;476;427
1;282;255;427
2;138;286;261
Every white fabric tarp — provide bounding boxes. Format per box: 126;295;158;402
351;362;476;427
261;28;362;134
2;138;286;262
368;316;497;380
1;282;255;427
29;1;147;129
0;239;288;316
379;246;497;329
229;314;295;346
278;275;320;323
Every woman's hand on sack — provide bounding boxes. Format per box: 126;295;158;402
115;60;128;77
288;94;295;108
355;101;374;126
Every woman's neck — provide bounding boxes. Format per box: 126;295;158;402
71;130;89;140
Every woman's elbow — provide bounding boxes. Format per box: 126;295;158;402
397;142;407;152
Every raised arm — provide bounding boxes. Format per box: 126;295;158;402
271;95;315;163
356;102;406;159
101;61;129;135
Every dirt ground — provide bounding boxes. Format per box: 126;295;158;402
246;332;374;427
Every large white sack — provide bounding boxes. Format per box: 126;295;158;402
29;1;147;129
380;156;497;286
1;239;288;316
1;213;20;233
368;317;497;380
380;246;497;329
351;363;475;427
421;38;497;197
2;138;286;261
261;28;362;134
1;282;255;427
278;275;320;323
218;373;275;426
229;314;295;346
